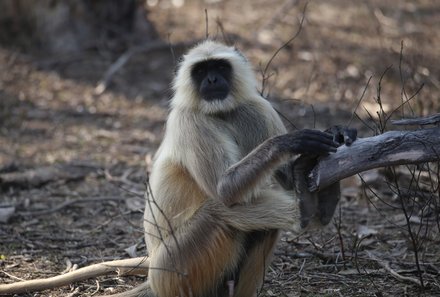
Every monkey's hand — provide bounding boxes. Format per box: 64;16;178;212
326;125;357;146
282;129;339;155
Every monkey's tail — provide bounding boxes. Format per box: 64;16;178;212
0;257;150;295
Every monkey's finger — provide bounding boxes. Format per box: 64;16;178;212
343;128;358;146
305;129;338;139
304;141;338;154
301;132;340;147
299;129;335;140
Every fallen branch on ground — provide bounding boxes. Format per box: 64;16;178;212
0;257;149;295
367;252;422;286
18;197;128;216
0;163;98;190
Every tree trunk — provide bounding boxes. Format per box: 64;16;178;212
0;0;156;54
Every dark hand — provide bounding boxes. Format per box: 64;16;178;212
283;129;339;155
326;125;357;146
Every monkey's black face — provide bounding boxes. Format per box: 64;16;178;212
191;59;232;101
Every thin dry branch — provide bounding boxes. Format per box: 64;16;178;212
0;257;149;295
309;127;440;191
367;252;422;287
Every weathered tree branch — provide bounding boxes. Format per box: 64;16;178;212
391;113;440;126
309;127;440;191
0;257;149;295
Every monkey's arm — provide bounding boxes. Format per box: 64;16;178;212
217;130;338;206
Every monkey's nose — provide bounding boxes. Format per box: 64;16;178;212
207;74;218;84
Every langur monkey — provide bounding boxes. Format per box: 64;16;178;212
137;40;347;297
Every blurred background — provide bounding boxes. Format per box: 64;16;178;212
0;0;439;296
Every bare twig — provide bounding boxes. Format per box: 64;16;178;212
1;271;25;282
66;287;80;297
105;168;142;189
399;41;408;117
205;9;209;39
390;166;425;287
91;280;100;296
367;253;422;287
257;0;299;34
385;82;425;125
259;2;308;96
347;76;372;127
334;204;346;268
375;66;392;133
216;18;233;46
144;176;189;293
0;257;150;294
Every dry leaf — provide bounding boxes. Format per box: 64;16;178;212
356;225;378;238
124;243;138;258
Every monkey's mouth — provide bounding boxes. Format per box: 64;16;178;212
201;90;229;102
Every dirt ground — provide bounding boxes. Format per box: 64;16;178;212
1;0;440;296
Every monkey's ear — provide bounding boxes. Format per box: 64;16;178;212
173;56;185;75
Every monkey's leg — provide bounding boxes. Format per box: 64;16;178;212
233;230;280;297
148;219;245;297
293;155;340;228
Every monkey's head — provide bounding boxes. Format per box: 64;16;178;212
172;40;260;114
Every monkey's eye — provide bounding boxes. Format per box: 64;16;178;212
216;61;231;74
191;65;207;81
